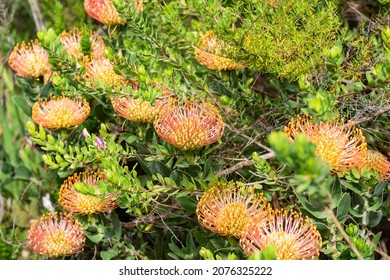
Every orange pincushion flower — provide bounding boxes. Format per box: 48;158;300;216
84;0;126;26
8;39;52;80
28;212;85;258
154;100;225;151
84;0;142;26
194;31;246;71
196;184;269;238
359;150;390;180
58;171;118;215
240;208;322;260
32;96;90;129
111;96;163;123
59;28;106;60
83;58;136;89
284;114;367;173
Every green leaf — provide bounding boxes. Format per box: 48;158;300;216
12;96;31;116
110;212;122;240
100;248;119;260
85;232;105;243
336;193;351;220
296;193;327;219
364;211;382;227
0;114;18;167
14;166;31;181
176;196;197;214
260;244;277;260
74;182;98;196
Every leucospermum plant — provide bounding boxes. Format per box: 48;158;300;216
1;0;389;261
284;114;367;174
58;171;118;215
154;100;225;151
31;96;91;129
240;209;322;260
27;212;85;258
8;39;52;82
196;183;269;238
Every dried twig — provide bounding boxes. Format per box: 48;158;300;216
121;208;174;229
324;208;364;260
224;123;274;153
351;104;390;126
215;151;275;177
28;0;45;31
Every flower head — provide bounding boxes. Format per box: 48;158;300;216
284;114;367;173
27;212;85;258
196;183;269;238
154;100;225;150
8;39;52;80
111;96;164;123
359;149;390;180
58;171;117;215
240;208;322;260
194;31;246;71
59;28;106;61
84;0;126;26
84;0;143;26
32;96;90;129
83;58;137;89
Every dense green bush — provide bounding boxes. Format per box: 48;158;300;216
0;0;389;260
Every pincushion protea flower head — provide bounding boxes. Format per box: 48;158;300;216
83;58;137;89
240;208;322;260
58;171;118;215
28;212;85;258
194;31;246;71
196;183;269;238
8;39;52;80
84;0;143;26
32;96;90;129
284;114;367;173
111;96;164;123
84;0;126;26
154;99;225;151
359;149;390;180
59;28;106;61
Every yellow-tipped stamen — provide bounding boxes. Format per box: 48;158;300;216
8;39;52;80
58;171;118;215
284;114;367;173
194;31;246;71
83;58;137;89
359;149;390;180
196;184;269;238
59;28;106;60
240;208;322;260
154;99;225;151
84;0;143;26
32;96;90;129
27;212;85;258
111;96;164;123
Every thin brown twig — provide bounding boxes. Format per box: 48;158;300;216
121;208;174;229
215;151;275;177
324;208;364;260
351;105;390;126
224;123;275;153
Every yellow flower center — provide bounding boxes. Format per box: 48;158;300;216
215;203;251;237
265;231;300;260
75;194;106;215
41;229;76;258
312;131;346;169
